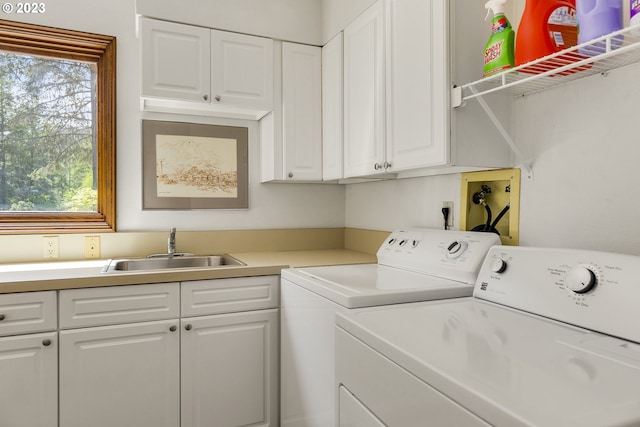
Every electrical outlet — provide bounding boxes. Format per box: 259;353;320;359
442;201;454;228
85;236;101;258
43;236;59;258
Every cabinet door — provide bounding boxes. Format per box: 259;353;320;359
385;0;448;170
140;18;211;102
181;309;278;427
59;319;180;427
322;32;344;181
343;0;386;178
282;42;322;181
211;30;274;110
0;332;57;427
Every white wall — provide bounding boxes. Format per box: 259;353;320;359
321;0;376;44
515;62;640;253
346;62;640;255
345;175;460;231
8;0;345;232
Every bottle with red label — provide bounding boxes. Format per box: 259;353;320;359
515;0;588;73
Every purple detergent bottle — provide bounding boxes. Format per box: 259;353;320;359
576;0;623;55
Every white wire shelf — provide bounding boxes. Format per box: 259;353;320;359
460;25;640;101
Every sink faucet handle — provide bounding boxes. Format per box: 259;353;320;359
168;227;176;255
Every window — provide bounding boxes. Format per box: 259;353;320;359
0;19;115;233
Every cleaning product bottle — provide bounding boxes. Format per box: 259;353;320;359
515;0;580;68
483;0;515;77
631;0;640;35
577;0;623;55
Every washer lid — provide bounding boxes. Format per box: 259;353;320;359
281;264;473;308
337;299;640;427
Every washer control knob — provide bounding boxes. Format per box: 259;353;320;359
447;241;467;258
491;258;507;274
566;266;597;294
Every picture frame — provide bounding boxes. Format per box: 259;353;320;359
142;120;249;209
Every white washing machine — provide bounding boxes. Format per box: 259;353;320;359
280;228;501;427
336;246;640;426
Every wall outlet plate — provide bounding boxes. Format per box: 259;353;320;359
460;169;521;246
85;236;101;258
43;236;59;258
442;201;454;228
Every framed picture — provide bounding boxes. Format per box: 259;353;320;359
142;120;249;209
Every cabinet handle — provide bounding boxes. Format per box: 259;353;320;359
383;161;392;169
203;94;209;101
185;324;193;331
169;325;177;332
214;95;221;102
374;163;382;170
288;172;294;178
42;339;52;347
0;314;4;321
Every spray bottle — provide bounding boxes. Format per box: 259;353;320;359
483;0;515;77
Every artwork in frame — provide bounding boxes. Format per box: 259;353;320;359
142;120;249;209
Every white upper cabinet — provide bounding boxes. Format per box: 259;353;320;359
322;32;344;181
260;41;323;182
343;0;387;178
141;18;211;103
339;0;511;179
140;17;273;120
385;0;448;171
211;29;274;110
281;42;322;181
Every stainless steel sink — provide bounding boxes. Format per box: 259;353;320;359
102;254;245;273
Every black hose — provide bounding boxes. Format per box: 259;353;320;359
471;203;510;235
471;204;493;232
491;203;510;229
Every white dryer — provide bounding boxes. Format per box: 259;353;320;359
336;246;640;426
280;228;501;427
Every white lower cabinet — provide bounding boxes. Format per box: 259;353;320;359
54;277;279;427
181;309;279;427
0;277;278;427
0;332;57;427
0;291;58;427
59;320;180;427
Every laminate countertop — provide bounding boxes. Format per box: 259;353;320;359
0;249;377;294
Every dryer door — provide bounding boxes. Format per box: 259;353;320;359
339;386;385;427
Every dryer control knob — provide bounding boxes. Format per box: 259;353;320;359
491;258;507;273
566;266;597;294
447;241;467;258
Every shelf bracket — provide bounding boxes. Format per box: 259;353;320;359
469;86;533;180
451;85;463;108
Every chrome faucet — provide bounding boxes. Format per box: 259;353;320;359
168;227;176;256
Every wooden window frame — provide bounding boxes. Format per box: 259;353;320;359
0;19;116;234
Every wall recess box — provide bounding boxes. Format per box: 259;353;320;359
460;168;521;246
